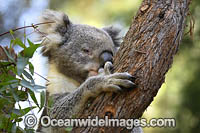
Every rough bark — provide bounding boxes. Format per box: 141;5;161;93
73;0;191;132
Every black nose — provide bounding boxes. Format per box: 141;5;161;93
99;51;113;68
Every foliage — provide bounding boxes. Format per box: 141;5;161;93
0;34;45;132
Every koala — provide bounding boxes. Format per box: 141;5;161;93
36;10;141;133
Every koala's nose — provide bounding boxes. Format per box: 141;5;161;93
99;51;113;68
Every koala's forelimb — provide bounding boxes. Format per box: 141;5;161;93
49;62;136;120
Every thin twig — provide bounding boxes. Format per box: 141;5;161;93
0;22;54;37
24;21;26;45
24;67;50;82
34;71;50;82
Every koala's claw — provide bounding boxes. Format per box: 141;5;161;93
109;72;136;81
96;61;136;93
104;61;113;75
112;79;135;88
102;72;136;92
98;61;113;75
105;78;136;91
106;85;122;92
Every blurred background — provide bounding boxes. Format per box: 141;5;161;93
0;0;199;132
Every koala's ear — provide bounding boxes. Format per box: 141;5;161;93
103;26;121;47
37;10;72;56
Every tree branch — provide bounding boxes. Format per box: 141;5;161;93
73;0;191;132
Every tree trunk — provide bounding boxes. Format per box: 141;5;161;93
73;0;191;132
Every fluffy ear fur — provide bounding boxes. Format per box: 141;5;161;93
103;26;121;47
37;10;71;56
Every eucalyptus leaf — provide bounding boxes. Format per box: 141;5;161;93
17;90;28;101
28;62;34;75
2;47;15;62
10;86;20;102
34;85;46;90
23;39;40;58
28;90;39;108
10;83;19;90
27;39;34;47
20;106;36;116
15;117;23;122
20;79;34;91
65;127;73;132
0;61;11;66
17;56;29;76
12;109;22;116
11;122;17;133
9;30;14;35
0;80;18;87
39;91;45;112
23;70;34;81
14;38;26;48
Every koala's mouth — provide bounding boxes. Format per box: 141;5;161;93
88;70;98;77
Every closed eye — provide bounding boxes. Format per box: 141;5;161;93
82;48;90;54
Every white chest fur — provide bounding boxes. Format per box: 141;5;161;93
47;63;80;95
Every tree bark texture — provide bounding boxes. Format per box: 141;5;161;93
73;0;191;132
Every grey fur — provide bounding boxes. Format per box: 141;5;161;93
37;10;140;133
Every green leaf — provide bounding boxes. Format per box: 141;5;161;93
28;90;39;108
10;82;19;89
11;111;20;120
9;30;14;35
0;79;18;87
65;127;73;132
12;109;22;116
20;79;45;92
23;70;34;82
0;93;13;102
22;39;40;58
34;85;46;90
39;91;45;112
27;39;34;47
15;117;23;122
9;84;20;102
13;93;19;102
20;79;34;91
13;38;26;48
48;96;54;108
20;106;36;116
11;107;36;120
0;61;11;66
17;90;28;101
28;62;34;75
2;47;15;62
24;128;35;133
11;90;20;102
17;56;29;76
0;116;8;129
11;122;17;133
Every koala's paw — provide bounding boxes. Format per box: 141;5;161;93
98;61;113;75
99;61;136;92
102;72;136;92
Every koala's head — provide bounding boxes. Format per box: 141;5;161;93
38;10;121;83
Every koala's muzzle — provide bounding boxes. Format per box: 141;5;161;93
99;51;113;68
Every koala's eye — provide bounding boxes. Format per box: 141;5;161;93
82;48;90;54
